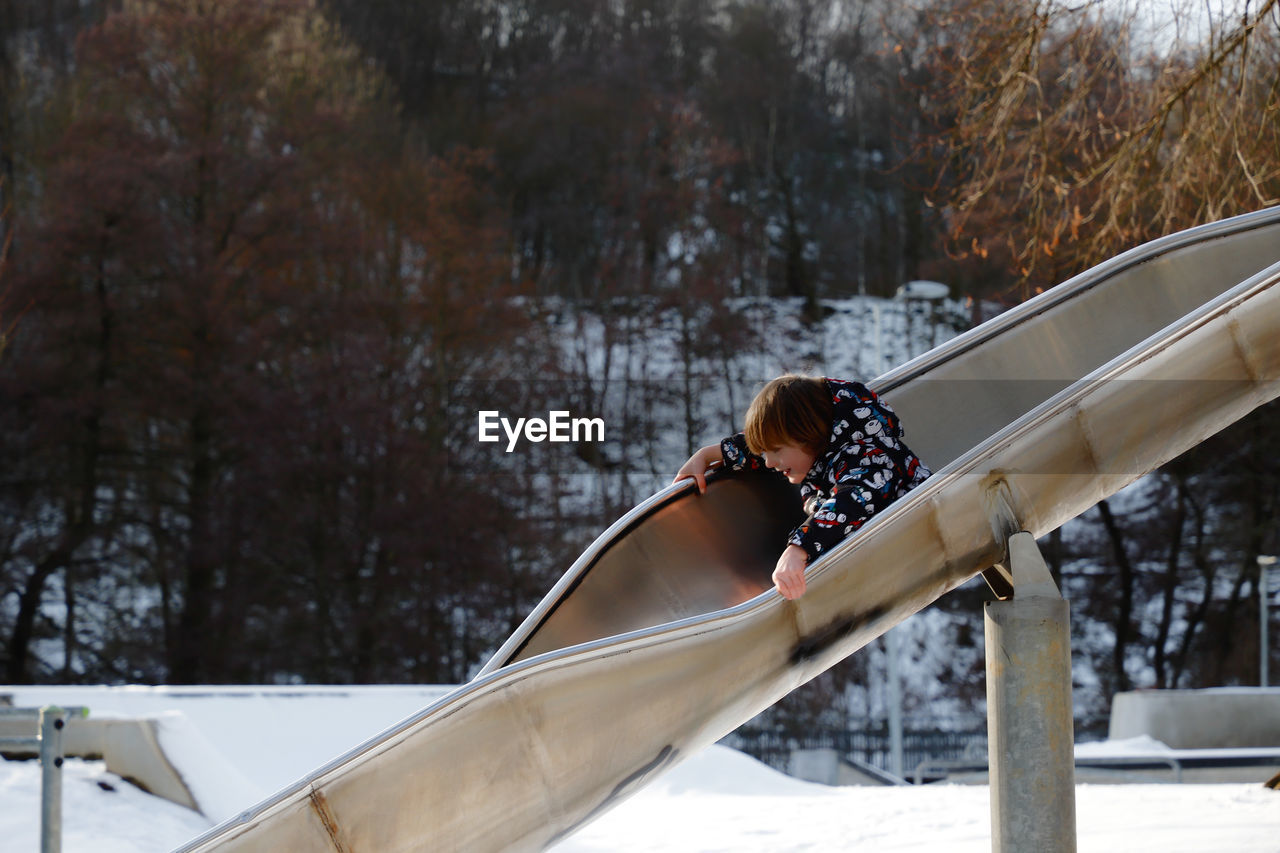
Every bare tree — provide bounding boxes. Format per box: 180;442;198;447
903;0;1280;297
0;184;11;357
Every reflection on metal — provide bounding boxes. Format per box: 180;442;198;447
176;207;1280;853
488;470;804;669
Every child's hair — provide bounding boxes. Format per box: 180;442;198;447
743;374;833;455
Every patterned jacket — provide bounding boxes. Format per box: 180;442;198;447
720;378;931;561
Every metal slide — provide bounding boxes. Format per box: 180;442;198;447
176;208;1280;852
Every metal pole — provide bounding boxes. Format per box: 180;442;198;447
985;532;1077;853
39;706;66;853
878;282;949;780
872;297;904;778
886;628;904;778
1260;556;1276;688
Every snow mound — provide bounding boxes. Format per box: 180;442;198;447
656;745;835;798
152;711;266;822
1075;735;1173;758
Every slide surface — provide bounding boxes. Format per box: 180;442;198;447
176;208;1280;852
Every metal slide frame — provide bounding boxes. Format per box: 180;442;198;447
176;207;1280;852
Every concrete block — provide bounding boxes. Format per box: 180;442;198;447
1109;689;1280;748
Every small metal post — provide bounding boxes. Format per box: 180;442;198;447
985;532;1077;853
39;707;66;853
0;705;83;853
1260;556;1276;688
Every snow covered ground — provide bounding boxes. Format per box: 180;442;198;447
1;757;209;853
556;748;1280;853
2;686;1278;852
2;744;1277;853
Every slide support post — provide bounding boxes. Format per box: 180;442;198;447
985;531;1077;853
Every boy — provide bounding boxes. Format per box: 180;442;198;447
674;374;931;600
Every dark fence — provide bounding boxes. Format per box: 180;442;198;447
722;727;988;778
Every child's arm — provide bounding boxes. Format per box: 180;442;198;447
674;433;768;493
787;459;897;561
772;544;809;600
672;443;724;494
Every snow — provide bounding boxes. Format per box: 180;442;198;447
555;748;1280;852
3;684;454;801
1075;734;1176;757
1075;735;1280;764
2;686;1278;852
0;759;208;853
150;711;264;823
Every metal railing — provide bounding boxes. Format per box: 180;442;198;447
912;750;1280;785
0;706;89;853
723;727;989;777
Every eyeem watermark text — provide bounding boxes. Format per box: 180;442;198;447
478;410;605;452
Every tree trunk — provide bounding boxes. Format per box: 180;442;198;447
170;405;217;684
6;246;112;681
1097;499;1134;692
1153;479;1187;688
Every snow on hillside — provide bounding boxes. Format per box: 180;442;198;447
8;294;1268;853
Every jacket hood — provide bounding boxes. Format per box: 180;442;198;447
824;378;903;448
800;378;902;491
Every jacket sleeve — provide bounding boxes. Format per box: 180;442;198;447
719;433;766;472
786;451;897;561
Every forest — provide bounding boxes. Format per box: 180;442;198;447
1;0;1278;739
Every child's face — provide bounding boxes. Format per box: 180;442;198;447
761;443;817;485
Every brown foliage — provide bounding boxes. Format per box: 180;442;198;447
905;0;1280;297
1;0;536;683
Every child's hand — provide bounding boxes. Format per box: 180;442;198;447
772;545;809;599
673;444;722;494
